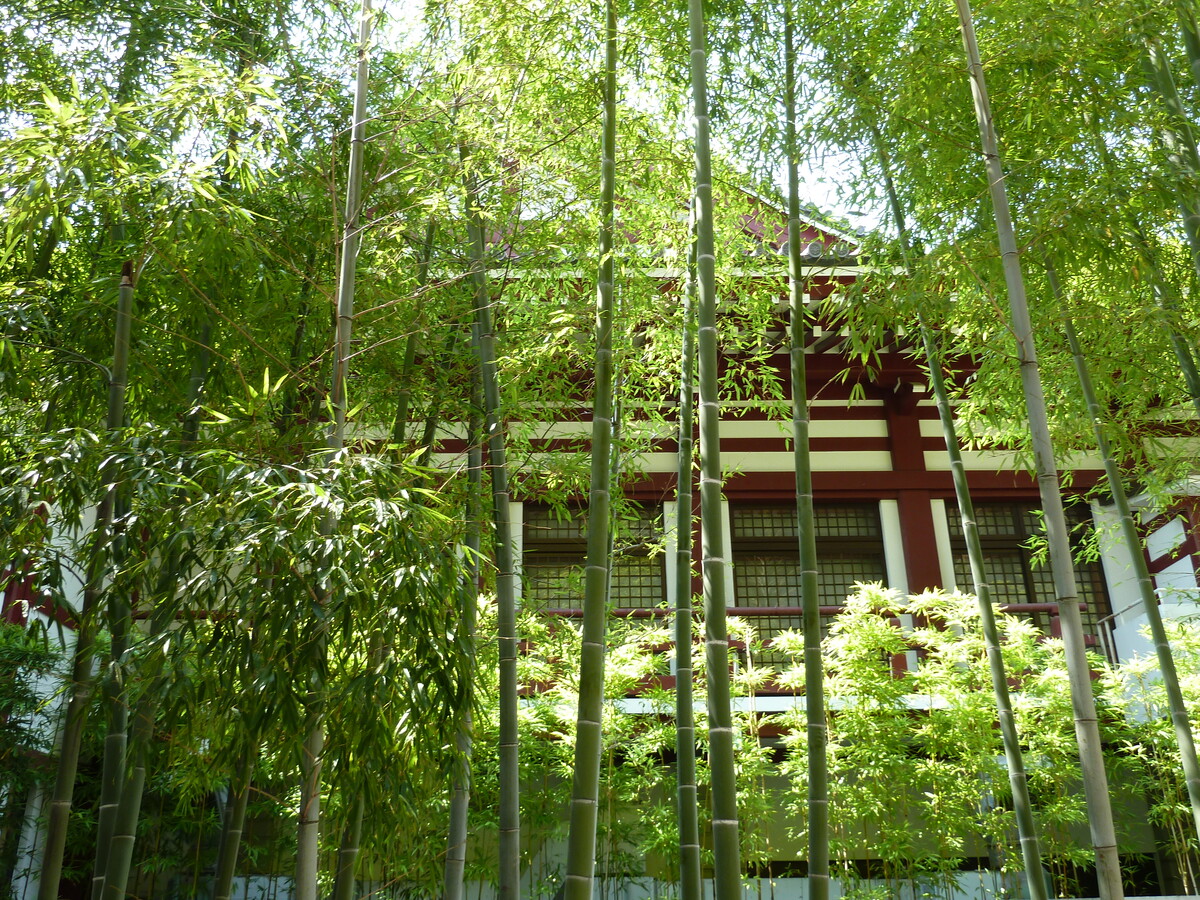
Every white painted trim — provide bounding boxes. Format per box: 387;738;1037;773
931;499;957;590
663;500;678;614
881;500;919;672
720;451;893;472
925;448;1104;471
879;500;909;593
723;398;885;409
721;500;736;604
432;449;896;474
717;419;888;439
614;694;948;714
511;501;524;603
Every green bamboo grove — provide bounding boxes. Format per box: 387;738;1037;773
952;2;1123;897
5;0;1200;895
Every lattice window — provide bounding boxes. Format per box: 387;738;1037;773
731;503;886;665
945;502;1112;653
522;506;664;611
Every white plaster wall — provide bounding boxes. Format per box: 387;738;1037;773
1092;501;1151;665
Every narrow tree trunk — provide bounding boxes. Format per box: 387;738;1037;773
1145;40;1200;282
952;5;1124;897
443;396;483;900
416;327;465;470
391;217;438;448
331;795;365;900
279;248;318;433
461;149;521;900
100;327;213;900
212;744;254;900
563;5;618;898
296;2;371;895
1177;1;1200;85
91;512;130;900
783;10;829;899
870;122;1048;900
1088;122;1200;419
39;260;135;900
674;225;703;900
687;0;742;894
921;321;1050;900
1053;264;1200;843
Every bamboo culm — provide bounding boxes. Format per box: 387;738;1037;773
1087;120;1200;420
921;322;1050;900
953;4;1123;897
687;0;742;894
1053;266;1200;843
92;266;139;898
461;149;521;900
296;2;370;895
443;393;483;900
783;8;829;898
674;227;703;900
1145;40;1200;283
100;327;214;900
91;491;129;900
212;744;255;900
39;260;135;900
391;216;438;449
563;4;618;897
331;795;365;900
870;121;1048;900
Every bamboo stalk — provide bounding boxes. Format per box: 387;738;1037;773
39;260;135;900
1088;121;1200;420
91;483;130;900
674;223;703;900
952;5;1123;897
296;2;371;895
687;0;742;894
212;744;254;900
444;392;482;900
563;4;618;897
1179;3;1200;86
461;148;521;900
1052;262;1200;843
783;9;829;898
1145;40;1200;282
99;325;214;900
869;121;1049;900
331;795;365;900
391;217;438;449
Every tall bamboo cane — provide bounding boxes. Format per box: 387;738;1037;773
1087;122;1200;419
1145;40;1200;283
331;795;365;900
444;390;483;900
952;5;1123;897
38;260;135;900
783;11;828;900
868;122;1049;900
1050;262;1200;843
687;0;742;894
1178;2;1200;85
295;2;370;895
674;223;703;900
91;505;129;900
212;743;255;900
391;217;438;449
101;331;214;900
564;2;618;896
461;148;521;900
